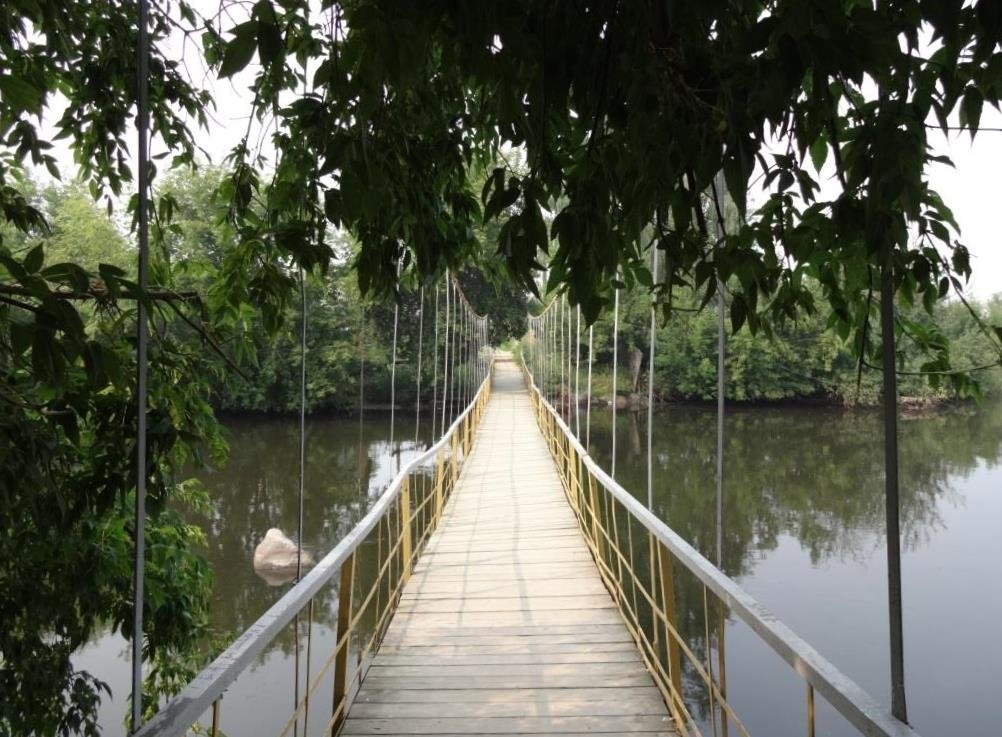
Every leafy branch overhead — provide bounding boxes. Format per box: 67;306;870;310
195;2;1001;363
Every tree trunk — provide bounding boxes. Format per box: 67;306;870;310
629;346;643;393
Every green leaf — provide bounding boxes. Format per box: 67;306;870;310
809;136;828;172
256;20;283;64
219;22;259;78
0;74;43;112
959;87;984;136
24;244;44;274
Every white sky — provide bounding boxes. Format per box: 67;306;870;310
29;6;1002;300
926;118;1002;299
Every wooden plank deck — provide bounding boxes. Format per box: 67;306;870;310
342;359;676;736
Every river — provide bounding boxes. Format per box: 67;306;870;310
77;401;1002;736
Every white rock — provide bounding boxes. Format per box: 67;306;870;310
253;528;315;572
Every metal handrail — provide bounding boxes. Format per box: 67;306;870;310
135;366;495;737
520;357;919;737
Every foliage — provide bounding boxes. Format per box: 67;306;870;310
0;172;226;733
578;281;1002;404
2;13;221;731
196;1;1002;383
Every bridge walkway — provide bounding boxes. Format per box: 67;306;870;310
341;358;676;736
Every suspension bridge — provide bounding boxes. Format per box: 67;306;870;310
133;286;919;737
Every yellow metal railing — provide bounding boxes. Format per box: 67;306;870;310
519;357;918;737
135;367;493;737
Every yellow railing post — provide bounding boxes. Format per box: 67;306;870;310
434;448;445;522
589;472;604;564
210;699;220;737
568;447;580;514
450;432;459;485
656;542;683;715
400;479;413;581
331;551;356;735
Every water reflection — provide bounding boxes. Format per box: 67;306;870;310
79;411;432;737
587;404;1002;569
585;402;1002;737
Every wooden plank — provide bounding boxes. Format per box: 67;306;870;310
394;594;617;613
356;674;657;690
377;630;635;648
375;642;638;656
344;360;675;736
416;549;594;565
364;662;644;678
353;686;663;704
348;696;666;718
370;651;642;666
340;715;674;734
398;580;608;598
384;609;621;629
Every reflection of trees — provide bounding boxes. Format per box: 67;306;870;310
187;412;433;650
585;402;1002;726
589;403;1002;570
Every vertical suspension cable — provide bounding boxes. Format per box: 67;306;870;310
559;297;565;416
415;287;424;443
131;0;151;728
388;270;401;470
448;278;457;425
440;273;450;433
293;268;307;737
461;292;468;410
647;249;659;510
713;170;728;570
716;279;725;565
575;306;581;438
611;285;620;479
431;285;439;439
566;298;572;419
458;287;466;412
297;269;308;576
357;305;365;494
713;172;729;737
554;299;558;409
586;324;594;451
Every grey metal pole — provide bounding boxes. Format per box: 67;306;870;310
586;325;594;451
297;270;307;578
131;0;150;728
559;297;565;416
415;287;424;442
714;171;727;570
575;306;581;438
647;248;659;510
431;285;439;439
389;265;401;470
611;285;620;479
881;260;908;722
441;274;450;432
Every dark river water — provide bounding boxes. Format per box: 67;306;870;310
76;401;1002;736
